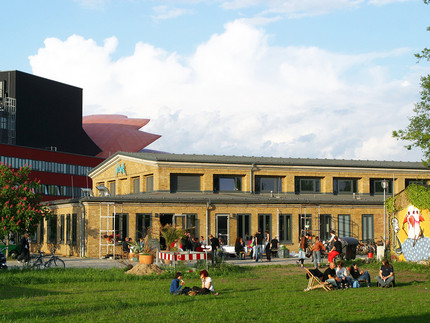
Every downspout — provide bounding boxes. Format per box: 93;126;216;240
79;200;86;258
206;200;210;244
250;163;255;194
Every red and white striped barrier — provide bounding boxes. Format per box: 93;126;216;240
157;251;207;262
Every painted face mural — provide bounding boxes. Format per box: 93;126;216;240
393;204;429;262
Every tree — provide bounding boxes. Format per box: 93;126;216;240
393;0;430;165
0;163;52;241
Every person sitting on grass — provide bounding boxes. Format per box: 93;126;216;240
349;262;371;287
322;262;341;289
192;270;219;295
376;259;395;288
336;261;353;289
170;272;187;295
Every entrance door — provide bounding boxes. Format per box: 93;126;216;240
320;214;332;241
159;213;174;249
216;214;229;245
237;214;251;240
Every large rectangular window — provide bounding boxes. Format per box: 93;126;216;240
295;177;321;194
109;181;116;196
237;214;251;240
279;214;292;243
258;214;272;236
132;177;140;193
362;214;374;242
47;215;57;244
170;174;201;193
71;214;77;245
213;175;242;192
370;179;393;196
136;213;151;240
66;214;71;244
60;214;65;244
405;179;428;188
338;214;351;237
216;214;229;245
114;213;129;240
319;214;332;241
174;214;197;237
255;176;282;194
333;178;358;195
146;175;153;192
299;214;312;237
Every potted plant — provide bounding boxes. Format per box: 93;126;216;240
138;228;158;264
160;224;185;251
278;245;289;258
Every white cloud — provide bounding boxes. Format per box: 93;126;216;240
152;5;194;21
29;19;429;161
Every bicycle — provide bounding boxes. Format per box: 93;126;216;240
30;248;65;269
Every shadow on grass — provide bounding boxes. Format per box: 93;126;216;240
357;313;430;322
0;285;63;300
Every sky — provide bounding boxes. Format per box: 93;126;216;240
2;0;430;162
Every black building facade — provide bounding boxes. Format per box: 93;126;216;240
0;70;100;156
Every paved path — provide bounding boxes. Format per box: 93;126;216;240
6;255;316;269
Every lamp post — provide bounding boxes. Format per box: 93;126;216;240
381;180;389;247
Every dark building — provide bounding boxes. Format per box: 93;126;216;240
0;70;100;156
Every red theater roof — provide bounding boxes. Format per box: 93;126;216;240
83;115;161;158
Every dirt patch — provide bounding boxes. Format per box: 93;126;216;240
125;263;164;276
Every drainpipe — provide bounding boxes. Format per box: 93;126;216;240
206;200;211;244
250;163;256;194
79;200;86;258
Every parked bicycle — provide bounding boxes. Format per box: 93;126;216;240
31;248;65;269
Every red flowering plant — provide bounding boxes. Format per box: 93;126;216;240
103;234;120;243
0;163;53;241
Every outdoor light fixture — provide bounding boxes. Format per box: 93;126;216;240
96;185;110;197
80;188;93;197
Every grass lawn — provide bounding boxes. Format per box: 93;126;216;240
0;262;429;322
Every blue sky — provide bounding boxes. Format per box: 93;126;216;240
2;0;430;161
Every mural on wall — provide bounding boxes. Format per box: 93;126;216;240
392;205;430;262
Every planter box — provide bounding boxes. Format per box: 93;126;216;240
278;249;289;258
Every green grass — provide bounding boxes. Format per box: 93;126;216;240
0;263;429;322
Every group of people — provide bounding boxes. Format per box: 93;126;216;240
170;270;219;296
244;229;279;263
319;259;394;289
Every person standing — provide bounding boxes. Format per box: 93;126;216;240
209;234;219;264
17;232;30;263
254;229;264;262
328;236;342;263
311;236;326;268
264;230;272;262
297;232;311;267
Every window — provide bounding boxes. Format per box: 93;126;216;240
71;214;77;245
132;177;140;193
237;214;251;239
405;179;428;188
370;179;393;195
39;220;44;244
279;214;292;243
338;214;351;237
136;214;151;240
216;214;229;245
146;175;153;192
114;213;129;240
109;181;116;196
333;178;357;195
47;215;57;244
66;214;71;244
362;214;374;242
214;175;242;192
60;214;65;244
174;214;197;237
258;214;272;236
319;214;332;241
255;176;282;194
295;177;320;194
170;174;201;193
0;116;7;129
299;214;312;237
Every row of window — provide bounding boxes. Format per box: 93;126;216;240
33;214;78;245
0;155;93;176
37;184;87;198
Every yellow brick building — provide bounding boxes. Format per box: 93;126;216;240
41;152;430;258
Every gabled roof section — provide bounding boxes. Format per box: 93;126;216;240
88;151;429;178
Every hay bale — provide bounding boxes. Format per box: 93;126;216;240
125;263;164;276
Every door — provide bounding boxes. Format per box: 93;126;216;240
216;214;229;245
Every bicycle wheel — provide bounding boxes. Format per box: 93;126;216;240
46;257;65;268
32;258;46;269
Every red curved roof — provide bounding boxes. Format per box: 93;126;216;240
83;114;161;158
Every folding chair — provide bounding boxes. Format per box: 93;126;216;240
303;268;333;292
